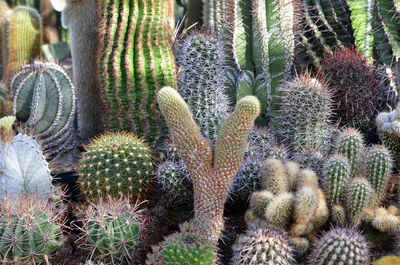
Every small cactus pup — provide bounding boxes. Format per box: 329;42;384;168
80;197;142;264
321;47;383;130
0;116;53;201
231;225;295;265
146;223;217;265
78;132;154;202
0;194;65;264
157;86;260;243
11;61;77;161
308;227;370;265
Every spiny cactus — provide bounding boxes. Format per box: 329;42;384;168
231;225;295;265
78;132;154;202
346;177;375;227
0;81;5;116
261;158;288;195
335;127;364;174
371;206;400;232
321;47;383;130
373;256;400;265
309;227;370;265
0;0;10;80
0;194;65;264
81;198;142;263
11;61;77;160
3;6;42;87
98;0;177;147
275;74;332;153
157;86;260;243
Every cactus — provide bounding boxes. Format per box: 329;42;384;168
265;192;294;227
274;74;332;153
3;6;42;87
0;194;64;264
147;228;217;265
0;0;10;81
309;227;370;265
261;158;288;195
98;0;177;147
321;47;383;130
335;127;364;174
231;225;295;265
371;206;400;232
346;177;374;227
292;147;326;178
290;186;318;236
11;61;77;160
157;86;259;243
0;120;53;201
323;154;351;206
0;81;5;116
373;256;400;265
78;132;154;202
82;198;142;263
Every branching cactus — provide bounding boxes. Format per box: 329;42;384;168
231;225;295;265
157;86;260;243
98;0;177;147
2;6;42;88
309;227;370;265
78;132;154;203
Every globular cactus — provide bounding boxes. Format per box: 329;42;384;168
261;158;288;195
98;0;177;147
231;225;295;265
371;206;400;232
78;132;154;202
3;6;42;87
157;86;260;243
275;74;332;153
0;116;53;201
81;198;142;263
346;177;375;227
146;226;217;265
0;194;65;264
321;47;383;130
335;127;364;174
11;61;77;160
373;256;400;265
309;227;370;265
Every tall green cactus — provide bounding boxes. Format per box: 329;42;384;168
0;0;10;81
99;0;177;147
346;177;374;226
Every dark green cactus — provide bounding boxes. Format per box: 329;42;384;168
0;0;10;81
346;177;374;226
335;127;364;174
323;154;351;206
0;81;5;116
98;0;177;147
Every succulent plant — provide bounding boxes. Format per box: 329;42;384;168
335;127;364;174
346;177;375;227
371;206;400;233
0;81;6;116
78;132;154;202
261;158;289;195
309;227;370;265
373;256;400;265
11;61;77;160
231;225;295;265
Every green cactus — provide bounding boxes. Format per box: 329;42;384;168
346;177;374;227
290;186;318;237
0;81;5;116
157;86;259;243
231;225;295;265
323;154;351;206
247;190;274;220
335;127;364;174
371;206;400;232
82;198;142;263
11;61;77;160
3;6;42;87
99;0;177;147
78;132;154;202
265;192;294;228
0;0;10;81
309;227;369;265
0;195;64;264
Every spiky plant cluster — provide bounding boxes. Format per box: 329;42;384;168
371;206;400;232
308;227;370;265
321;47;383;129
157;86;260;243
0;194;65;264
11;61;77;160
81;198;142;264
231;225;295;265
78;132;154;202
245;158;329;253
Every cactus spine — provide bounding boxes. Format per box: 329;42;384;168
99;0;177;146
157;86;259;243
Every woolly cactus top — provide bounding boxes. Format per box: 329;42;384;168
376;103;400;136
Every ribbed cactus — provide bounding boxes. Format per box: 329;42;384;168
0;0;10;80
82;198;142;263
0;81;5;116
3;6;42;87
309;227;370;265
346;177;374;226
157;86;260;243
98;0;177;147
372;206;400;232
373;256;400;265
0;116;53;200
335;127;364;174
275;74;332;153
0;195;64;264
261;158;288;195
78;132;154;202
11;61;77;160
231;225;295;265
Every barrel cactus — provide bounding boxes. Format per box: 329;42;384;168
78;132;154;202
11;61;77;160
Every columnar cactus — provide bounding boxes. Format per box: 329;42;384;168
231;225;295;265
11;61;77;160
157;86;260;243
0;0;10;80
335;127;364;174
309;227;370;265
0;195;65;264
346;177;375;226
82;198;142;263
78;132;154;202
0;81;5;116
98;0;177;147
